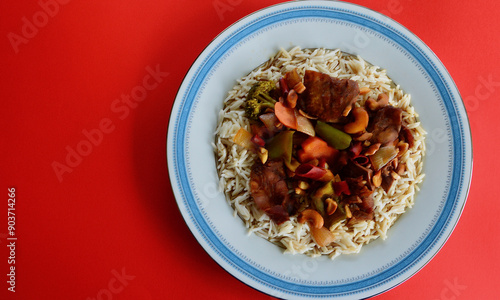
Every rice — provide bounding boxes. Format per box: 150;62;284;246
214;47;426;258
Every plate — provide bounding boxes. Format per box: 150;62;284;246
166;1;472;299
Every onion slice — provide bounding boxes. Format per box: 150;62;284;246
295;110;315;136
370;145;398;171
310;226;335;247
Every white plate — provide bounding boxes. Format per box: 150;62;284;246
167;1;472;299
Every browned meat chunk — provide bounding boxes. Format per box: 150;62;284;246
345;176;373;199
380;164;398;193
265;205;290;225
351;209;374;221
341;161;373;185
370;106;403;145
300;70;360;122
249;160;293;224
358;195;374;213
400;124;415;148
346;204;374;225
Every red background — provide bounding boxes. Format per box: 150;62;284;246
1;0;498;299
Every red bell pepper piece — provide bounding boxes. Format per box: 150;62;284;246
279;77;289;98
332;181;351;196
251;134;266;147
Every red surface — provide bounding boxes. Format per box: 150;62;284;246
0;1;498;299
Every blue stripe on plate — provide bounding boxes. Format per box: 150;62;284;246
172;5;466;297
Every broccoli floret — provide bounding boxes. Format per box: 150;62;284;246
247;80;277;102
244;81;277;120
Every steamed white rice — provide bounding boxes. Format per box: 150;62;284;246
213;47;426;259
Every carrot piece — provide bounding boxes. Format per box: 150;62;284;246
274;102;297;129
297;136;339;165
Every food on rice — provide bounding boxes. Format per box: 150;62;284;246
214;47;426;258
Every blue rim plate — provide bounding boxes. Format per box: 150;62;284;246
167;1;472;299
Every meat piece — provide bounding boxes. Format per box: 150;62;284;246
345;205;374;226
345;176;373;199
330;150;349;174
249;160;293;224
300;70;360;123
358;195;374;213
399;124;415;148
340;160;373;186
351;210;374;221
381;175;396;193
265;205;290;225
370;106;403;145
344;195;362;204
379;164;398;193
